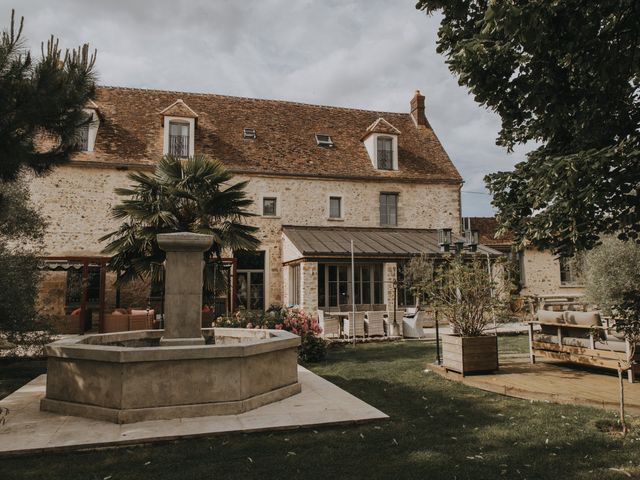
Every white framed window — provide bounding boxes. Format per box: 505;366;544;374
168;121;190;157
376;137;394;170
328;196;343;220
163;116;195;157
262;196;278;217
315;133;334;147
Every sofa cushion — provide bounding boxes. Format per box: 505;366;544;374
562;337;592;348
564;311;604;340
536;310;564;324
596;340;628;353
564;311;601;326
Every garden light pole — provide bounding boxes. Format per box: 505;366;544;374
393;279;397;337
351;239;356;347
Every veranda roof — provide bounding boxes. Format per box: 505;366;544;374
282;226;503;260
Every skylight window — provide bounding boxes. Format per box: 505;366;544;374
315;134;334;147
243;128;257;139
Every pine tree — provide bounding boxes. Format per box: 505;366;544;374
0;9;97;181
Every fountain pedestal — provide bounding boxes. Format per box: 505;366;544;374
157;232;212;346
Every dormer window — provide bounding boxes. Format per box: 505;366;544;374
75;108;99;152
377;137;393;170
315;134;334;147
160;99;198;158
361;117;400;171
243;128;257;139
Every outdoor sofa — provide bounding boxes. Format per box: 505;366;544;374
529;310;639;383
103;309;155;333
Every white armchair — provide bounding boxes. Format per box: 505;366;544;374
403;311;425;338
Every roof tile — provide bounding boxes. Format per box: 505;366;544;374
76;86;462;183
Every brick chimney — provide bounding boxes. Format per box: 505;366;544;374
410;90;426;126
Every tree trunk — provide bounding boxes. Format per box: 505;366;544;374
618;366;628;436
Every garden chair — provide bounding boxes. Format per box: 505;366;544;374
365;311;385;337
317;310;340;338
403;310;425;338
343;312;365;339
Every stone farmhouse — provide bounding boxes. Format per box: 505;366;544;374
31;86;500;332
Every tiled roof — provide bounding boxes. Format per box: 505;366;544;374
73;86;461;183
465;217;514;248
282;225;502;259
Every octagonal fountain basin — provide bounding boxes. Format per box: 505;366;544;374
40;328;301;424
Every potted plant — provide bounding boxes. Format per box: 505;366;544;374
406;253;510;375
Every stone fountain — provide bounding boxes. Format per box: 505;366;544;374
40;233;301;424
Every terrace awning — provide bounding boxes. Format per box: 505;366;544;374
282;225;503;262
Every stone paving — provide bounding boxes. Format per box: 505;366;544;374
0;366;387;456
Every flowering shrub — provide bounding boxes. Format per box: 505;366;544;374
280;309;322;336
280;308;326;362
214;306;326;362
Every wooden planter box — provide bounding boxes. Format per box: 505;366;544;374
442;334;498;376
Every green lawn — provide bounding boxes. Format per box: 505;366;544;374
1;337;639;479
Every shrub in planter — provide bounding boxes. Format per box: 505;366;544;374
406;253;511;374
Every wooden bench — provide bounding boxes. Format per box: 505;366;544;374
528;310;639;383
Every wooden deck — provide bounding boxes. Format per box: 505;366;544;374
431;354;640;415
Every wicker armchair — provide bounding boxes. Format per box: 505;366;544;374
318;310;340;338
343;312;366;338
365;311;386;337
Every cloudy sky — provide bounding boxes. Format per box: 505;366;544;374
3;0;531;216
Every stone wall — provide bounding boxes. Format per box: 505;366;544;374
383;262;398;309
29;165;461;309
299;262;318;313
520;248;585;297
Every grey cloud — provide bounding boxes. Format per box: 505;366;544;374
2;0;531;216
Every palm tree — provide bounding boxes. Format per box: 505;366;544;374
100;154;260;300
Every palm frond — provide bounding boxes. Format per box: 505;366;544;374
101;154;260;285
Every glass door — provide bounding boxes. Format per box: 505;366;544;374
236;271;265;311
